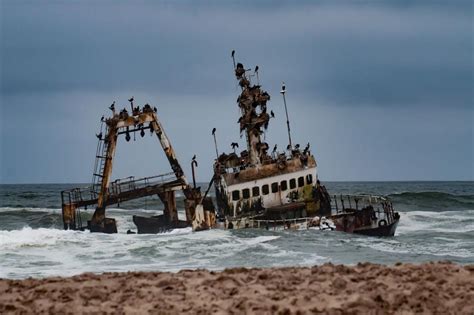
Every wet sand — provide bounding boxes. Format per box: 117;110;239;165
1;262;473;314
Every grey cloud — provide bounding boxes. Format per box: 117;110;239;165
1;0;472;183
1;1;472;108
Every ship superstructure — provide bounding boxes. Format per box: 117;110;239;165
213;55;331;229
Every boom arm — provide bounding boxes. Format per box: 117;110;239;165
90;108;194;229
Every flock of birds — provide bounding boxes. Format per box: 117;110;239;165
95;50;309;161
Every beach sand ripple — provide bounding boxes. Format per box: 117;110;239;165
0;262;473;314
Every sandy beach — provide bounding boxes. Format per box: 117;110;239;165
0;261;472;314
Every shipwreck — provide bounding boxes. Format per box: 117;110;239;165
61;51;399;237
211;52;400;236
61;101;215;233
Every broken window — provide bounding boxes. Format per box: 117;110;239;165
298;177;305;187
232;190;240;201
271;182;279;193
262;185;269;195
252;186;260;197
306;174;313;184
280;180;288;191
289;178;296;189
243;188;250;199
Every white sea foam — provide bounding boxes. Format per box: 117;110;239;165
0;207;62;213
1;206;473;278
397;210;474;234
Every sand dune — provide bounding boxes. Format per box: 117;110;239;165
1;262;473;314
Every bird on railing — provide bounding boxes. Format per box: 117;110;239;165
192;154;196;161
273;144;277;153
212;128;216;135
109;101;115;111
96;132;103;140
231;142;239;153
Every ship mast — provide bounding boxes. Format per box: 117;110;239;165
280;82;292;149
233;54;271;166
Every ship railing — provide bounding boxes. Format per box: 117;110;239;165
61;172;177;207
108;172;176;196
330;194;397;222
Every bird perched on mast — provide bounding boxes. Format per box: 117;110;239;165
254;65;260;85
212;128;218;158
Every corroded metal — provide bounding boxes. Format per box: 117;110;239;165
213;54;331;229
330;195;400;236
61;104;216;233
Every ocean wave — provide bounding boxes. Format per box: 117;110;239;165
0;227;83;250
396;210;474;234
389;191;474;201
388;191;474;210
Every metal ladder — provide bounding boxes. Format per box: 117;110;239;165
91;125;110;195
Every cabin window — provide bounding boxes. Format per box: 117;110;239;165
262;184;269;195
252;186;260;197
232;190;240;201
289;178;296;189
271;182;279;193
306;174;313;184
242;188;250;199
280;180;288;191
298;176;305;187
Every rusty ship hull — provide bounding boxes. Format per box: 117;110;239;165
330;195;400;237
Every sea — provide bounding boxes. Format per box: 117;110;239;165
0;181;473;279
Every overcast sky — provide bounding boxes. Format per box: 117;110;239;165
1;0;473;184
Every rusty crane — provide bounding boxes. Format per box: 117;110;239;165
61;102;216;233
